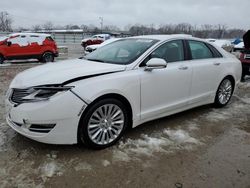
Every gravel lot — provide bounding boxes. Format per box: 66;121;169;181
0;47;250;187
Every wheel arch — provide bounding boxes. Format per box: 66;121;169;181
217;75;236;95
0;53;5;58
223;75;235;91
42;50;55;56
77;93;133;143
214;75;236;107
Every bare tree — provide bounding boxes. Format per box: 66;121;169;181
32;24;42;32
43;21;53;31
224;29;245;39
16;27;29;32
216;24;227;39
125;23;245;39
70;25;80;30
87;24;100;32
80;24;89;32
103;25;120;32
65;24;80;30
0;11;12;32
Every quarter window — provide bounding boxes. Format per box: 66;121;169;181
188;40;213;60
206;43;223;58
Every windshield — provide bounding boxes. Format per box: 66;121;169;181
85;38;159;65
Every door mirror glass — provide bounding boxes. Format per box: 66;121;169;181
145;58;167;71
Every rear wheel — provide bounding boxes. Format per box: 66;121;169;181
0;55;4;64
42;52;54;63
214;78;234;108
78;98;128;149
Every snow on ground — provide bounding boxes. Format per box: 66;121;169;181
204;81;250;123
0;63;11;67
113;150;131;162
205;102;248;123
238;81;250;89
241;97;250;104
186;122;200;131
113;129;201;162
0;158;39;187
74;162;92;171
40;161;62;178
0;123;16;152
102;160;111;167
112;82;250;163
164;129;200;144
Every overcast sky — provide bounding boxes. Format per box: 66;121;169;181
2;0;250;30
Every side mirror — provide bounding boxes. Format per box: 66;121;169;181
7;41;12;46
145;58;167;71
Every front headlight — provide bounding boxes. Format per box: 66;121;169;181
21;86;74;102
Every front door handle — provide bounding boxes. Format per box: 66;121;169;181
179;66;188;70
213;62;221;66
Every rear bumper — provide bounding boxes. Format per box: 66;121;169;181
54;51;59;57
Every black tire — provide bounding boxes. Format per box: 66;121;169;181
214;77;234;108
78;98;129;149
42;52;54;63
0;55;4;64
241;73;246;82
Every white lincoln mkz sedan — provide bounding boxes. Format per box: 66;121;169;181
5;35;242;149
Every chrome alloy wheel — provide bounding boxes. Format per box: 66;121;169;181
87;104;125;145
218;79;233;105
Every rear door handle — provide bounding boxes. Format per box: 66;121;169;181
179;66;188;70
213;62;221;66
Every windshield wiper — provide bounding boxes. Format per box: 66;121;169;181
86;58;105;63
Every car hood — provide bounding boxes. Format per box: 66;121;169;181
243;30;250;49
81;38;91;42
10;59;126;88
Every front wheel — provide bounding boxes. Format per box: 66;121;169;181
214;78;234;108
41;52;54;63
78;98;128;149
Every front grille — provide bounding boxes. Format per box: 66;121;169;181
10;88;34;104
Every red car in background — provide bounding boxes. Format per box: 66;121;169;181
81;34;111;48
0;33;58;64
240;30;250;81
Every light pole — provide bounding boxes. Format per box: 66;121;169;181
99;17;103;32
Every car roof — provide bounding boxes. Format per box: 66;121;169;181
9;33;51;37
94;34;110;37
129;34;194;41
